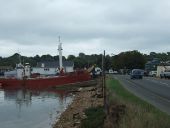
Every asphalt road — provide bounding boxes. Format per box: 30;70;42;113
113;75;170;115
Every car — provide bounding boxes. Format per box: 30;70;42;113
130;69;143;79
113;71;118;74
160;70;170;79
109;69;114;74
95;67;102;75
149;71;157;77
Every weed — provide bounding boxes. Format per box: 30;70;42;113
81;106;105;128
106;77;170;128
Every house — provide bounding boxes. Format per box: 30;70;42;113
157;65;170;77
145;58;160;73
0;66;13;76
31;61;74;76
145;58;160;76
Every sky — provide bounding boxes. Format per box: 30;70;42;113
0;0;170;58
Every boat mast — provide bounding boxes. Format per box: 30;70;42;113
18;51;21;64
58;36;63;70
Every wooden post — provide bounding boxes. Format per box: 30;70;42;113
103;50;107;113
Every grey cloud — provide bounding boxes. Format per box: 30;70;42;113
0;0;170;57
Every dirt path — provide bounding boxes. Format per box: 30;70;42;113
53;79;103;128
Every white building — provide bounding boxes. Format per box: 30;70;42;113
157;66;170;77
31;61;74;76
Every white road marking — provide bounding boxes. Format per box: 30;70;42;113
159;82;170;88
145;78;170;88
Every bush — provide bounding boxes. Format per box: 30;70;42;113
81;106;105;128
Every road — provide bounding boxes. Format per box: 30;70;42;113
114;75;170;115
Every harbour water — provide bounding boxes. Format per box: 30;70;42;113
0;89;73;128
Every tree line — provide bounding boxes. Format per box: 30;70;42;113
0;51;170;70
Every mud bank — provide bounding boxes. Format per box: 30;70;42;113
53;85;103;128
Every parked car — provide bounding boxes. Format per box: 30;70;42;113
95;67;102;75
113;71;118;74
149;71;157;77
109;69;113;74
130;69;143;79
160;70;170;79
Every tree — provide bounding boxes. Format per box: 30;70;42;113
74;57;87;69
105;55;112;70
53;55;59;61
79;53;85;58
41;54;54;61
1;51;169;70
112;50;146;70
67;55;76;61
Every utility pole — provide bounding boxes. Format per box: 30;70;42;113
103;50;107;113
102;52;104;96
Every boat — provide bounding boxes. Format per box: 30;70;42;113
0;70;91;90
0;42;91;90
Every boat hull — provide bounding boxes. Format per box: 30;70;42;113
0;71;91;90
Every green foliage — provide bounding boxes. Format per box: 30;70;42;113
0;53;21;67
81;106;105;128
79;53;86;58
112;50;146;70
105;55;112;70
144;52;170;61
0;51;170;70
0;53;62;68
107;78;153;107
74;57;86;68
67;55;76;61
41;54;54;61
72;54;103;69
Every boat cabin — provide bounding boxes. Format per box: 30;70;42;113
31;61;74;76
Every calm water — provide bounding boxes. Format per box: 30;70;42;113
0;89;73;128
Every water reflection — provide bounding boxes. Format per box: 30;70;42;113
0;89;73;128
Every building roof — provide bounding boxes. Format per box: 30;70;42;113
36;61;74;68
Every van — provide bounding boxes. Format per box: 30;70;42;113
130;69;143;79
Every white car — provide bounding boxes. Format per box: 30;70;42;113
149;71;157;77
109;69;113;74
95;67;102;75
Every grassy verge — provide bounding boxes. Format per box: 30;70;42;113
106;77;170;128
81;106;105;128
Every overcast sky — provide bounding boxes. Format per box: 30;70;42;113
0;0;170;57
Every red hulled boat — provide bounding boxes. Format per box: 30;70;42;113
0;70;91;90
0;42;92;90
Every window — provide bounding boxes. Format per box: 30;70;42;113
44;68;50;71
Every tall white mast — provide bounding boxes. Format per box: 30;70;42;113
58;36;63;70
18;51;21;64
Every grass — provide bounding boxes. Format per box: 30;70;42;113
106;76;170;128
81;106;106;128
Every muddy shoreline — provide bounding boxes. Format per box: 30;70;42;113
53;79;103;128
